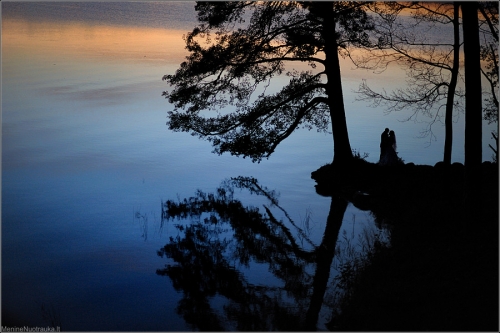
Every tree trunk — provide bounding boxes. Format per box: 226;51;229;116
443;3;461;165
321;3;353;164
461;2;483;220
304;197;348;330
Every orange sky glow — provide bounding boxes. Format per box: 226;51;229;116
2;18;189;65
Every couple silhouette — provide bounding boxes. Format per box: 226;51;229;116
379;128;398;166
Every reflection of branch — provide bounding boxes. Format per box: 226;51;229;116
161;179;316;263
157;201;313;330
230;176;316;248
264;205;315;260
158;178;353;330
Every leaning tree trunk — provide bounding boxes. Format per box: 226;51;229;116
321;4;354;164
461;2;483;221
443;2;461;165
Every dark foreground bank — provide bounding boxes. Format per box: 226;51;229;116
312;159;499;331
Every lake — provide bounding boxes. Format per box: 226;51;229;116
1;2;496;331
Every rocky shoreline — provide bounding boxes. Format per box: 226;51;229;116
311;158;499;331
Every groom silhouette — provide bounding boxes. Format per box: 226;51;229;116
380;128;389;162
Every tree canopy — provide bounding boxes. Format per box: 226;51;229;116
163;1;374;162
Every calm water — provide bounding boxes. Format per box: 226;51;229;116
1;2;496;331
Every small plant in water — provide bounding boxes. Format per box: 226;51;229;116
352;149;369;160
135;211;149;241
298;207;315;248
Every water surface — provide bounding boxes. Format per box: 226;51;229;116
1;2;495;330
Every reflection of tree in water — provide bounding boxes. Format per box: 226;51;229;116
157;176;348;330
